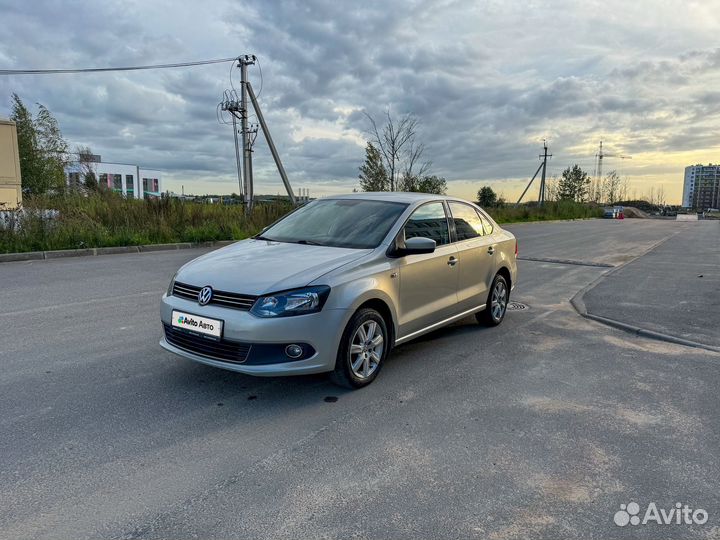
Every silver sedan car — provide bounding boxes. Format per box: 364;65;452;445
160;193;517;388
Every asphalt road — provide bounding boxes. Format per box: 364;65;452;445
1;219;718;540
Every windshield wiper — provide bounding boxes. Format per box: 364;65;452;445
296;239;325;246
254;235;324;245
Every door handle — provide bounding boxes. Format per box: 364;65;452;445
448;256;458;266
487;246;495;255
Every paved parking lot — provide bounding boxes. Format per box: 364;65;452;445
583;220;720;349
1;219;718;540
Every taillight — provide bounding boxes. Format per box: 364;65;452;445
515;239;518;257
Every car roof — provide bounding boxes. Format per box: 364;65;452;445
322;192;471;204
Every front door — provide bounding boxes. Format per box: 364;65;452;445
396;201;459;338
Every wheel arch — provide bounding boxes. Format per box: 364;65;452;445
496;265;512;292
354;297;396;350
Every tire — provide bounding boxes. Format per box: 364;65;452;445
330;308;389;389
476;273;509;327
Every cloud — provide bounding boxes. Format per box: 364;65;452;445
1;0;720;202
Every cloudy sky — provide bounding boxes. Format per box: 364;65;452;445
2;0;719;203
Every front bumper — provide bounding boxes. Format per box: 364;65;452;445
160;293;350;376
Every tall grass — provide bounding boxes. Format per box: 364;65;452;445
0;191;291;253
0;193;602;254
486;200;604;224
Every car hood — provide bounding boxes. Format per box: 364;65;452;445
176;239;372;295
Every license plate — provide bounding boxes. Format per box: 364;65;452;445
172;310;223;339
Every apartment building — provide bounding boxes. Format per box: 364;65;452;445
682;164;720;210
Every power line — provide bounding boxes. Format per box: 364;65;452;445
0;56;238;75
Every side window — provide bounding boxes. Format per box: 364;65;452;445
448;202;484;241
478;210;494;235
403;202;450;246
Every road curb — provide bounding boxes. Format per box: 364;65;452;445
569;231;720;354
502;217;601;226
0;240;237;264
0;251;45;263
45;248;98;259
519;256;614;268
96;246;141;256
137;242;194;252
583;313;720;353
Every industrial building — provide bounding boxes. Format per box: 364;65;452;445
65;159;163;199
0;118;23;209
682;164;720;210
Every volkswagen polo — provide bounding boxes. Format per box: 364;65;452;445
160;193;517;388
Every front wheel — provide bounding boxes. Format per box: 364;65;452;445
330;308;388;389
476;274;509;326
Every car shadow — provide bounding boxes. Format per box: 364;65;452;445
165;315;490;394
147;313;502;435
166;315;484;387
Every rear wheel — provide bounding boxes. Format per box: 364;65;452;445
330;308;388;389
476;273;508;326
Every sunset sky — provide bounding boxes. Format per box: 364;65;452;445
2;0;720;203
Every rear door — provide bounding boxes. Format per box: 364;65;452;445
447;201;497;312
396;201;459;337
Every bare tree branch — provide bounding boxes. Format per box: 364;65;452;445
363;109;426;192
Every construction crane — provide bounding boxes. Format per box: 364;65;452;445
595;141;631;182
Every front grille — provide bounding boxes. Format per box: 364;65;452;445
163;323;250;363
172;281;257;311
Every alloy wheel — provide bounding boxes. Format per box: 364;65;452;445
349;320;384;379
491;280;507;322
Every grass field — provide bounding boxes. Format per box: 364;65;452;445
0;192;602;254
0;192;291;253
487;200;604;224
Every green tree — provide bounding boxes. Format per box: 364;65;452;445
358;142;389;191
10;93;68;194
477;186;497;207
601;170;622;204
558;164;591;202
417;175;447;195
75;145;98;192
364;110;432;191
11;94;42;193
35;103;69;192
399;174;447;194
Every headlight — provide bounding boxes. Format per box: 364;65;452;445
250;286;331;318
166;273;178;296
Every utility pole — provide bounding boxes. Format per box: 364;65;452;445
219;55;296;209
516;141;551;206
231;114;243;200
247;82;295;205
538;140;551;205
239;56;253;210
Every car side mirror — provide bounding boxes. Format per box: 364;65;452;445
395;236;436;256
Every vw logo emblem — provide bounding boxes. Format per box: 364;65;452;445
197;286;213;306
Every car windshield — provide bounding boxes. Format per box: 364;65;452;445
259;199;408;249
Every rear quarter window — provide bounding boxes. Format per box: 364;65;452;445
477;209;494;235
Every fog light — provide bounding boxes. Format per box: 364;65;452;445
285;344;303;359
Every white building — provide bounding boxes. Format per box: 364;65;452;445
66;158;163;199
682;164;720;209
